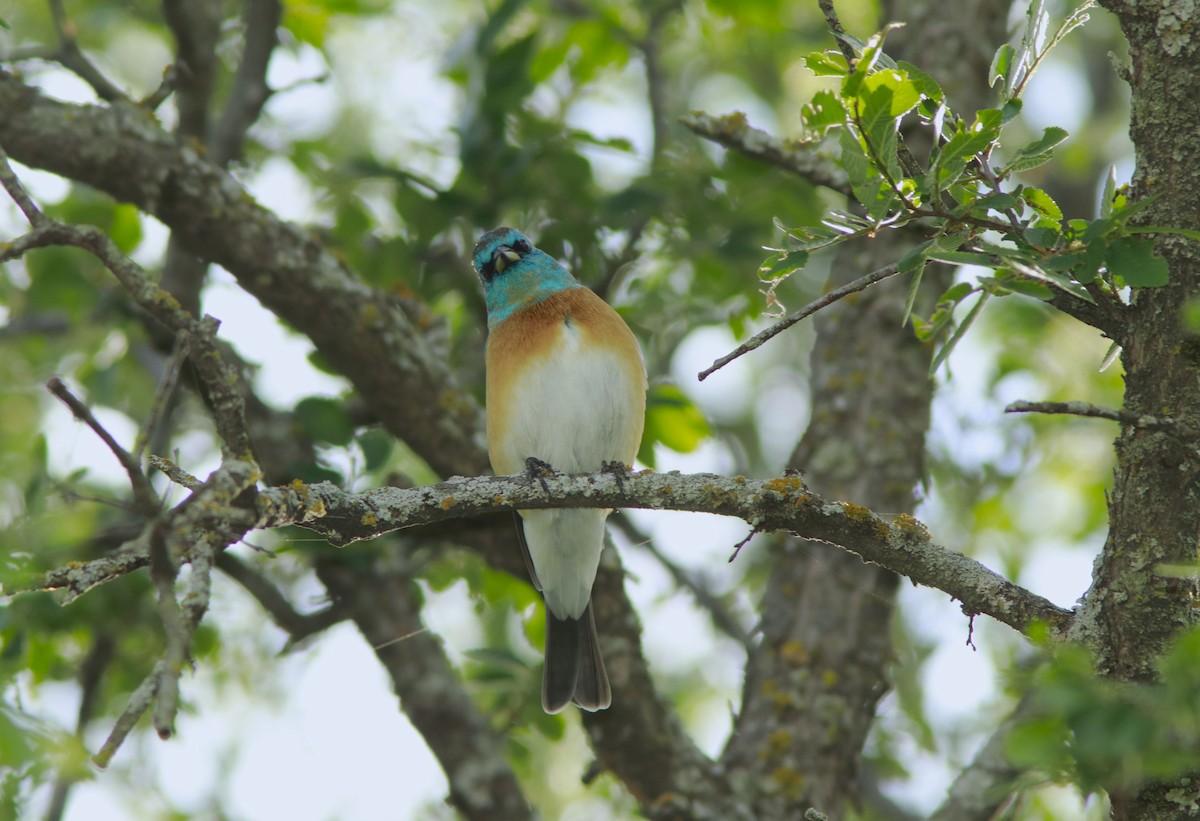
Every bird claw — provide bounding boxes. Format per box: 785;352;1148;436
601;460;629;493
525;457;556;493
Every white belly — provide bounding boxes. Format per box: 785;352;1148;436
496;322;641;618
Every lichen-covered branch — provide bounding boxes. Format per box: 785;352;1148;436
316;558;535;821
0;69;487;479
680;111;851;196
21;470;1072;640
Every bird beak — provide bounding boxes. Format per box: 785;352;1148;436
494;246;521;274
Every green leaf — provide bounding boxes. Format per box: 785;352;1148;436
931;115;997;189
862;70;921;118
930;292;990;375
838;127;870;190
1074;238;1106;284
1108;237;1170;288
356;428;394;471
1001;126;1069;175
109;204;143;254
989;44;1016;88
1126;225;1200;243
1022;187;1063;222
857;84;903;177
283;4;332;47
638;384;711;466
972;191;1022;214
1101;165;1118;218
801;90;846;135
759;250;809;281
984;270;1055;300
896;61;944;103
295;397;356;446
898;240;934;275
926;248;994;266
1023;225;1061;250
805;51;849;77
899;242;932;325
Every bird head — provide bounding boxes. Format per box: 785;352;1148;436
473;227;578;327
473;226;534;284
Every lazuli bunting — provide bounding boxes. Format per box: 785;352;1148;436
473;227;646;713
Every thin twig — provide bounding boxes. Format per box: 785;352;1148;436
147;526;185;739
44;632;115;820
216;551;347;646
139;63;179;110
818;0;857;68
0;147;48;226
0;154;255;459
44;0;126;101
210;0;282;166
149;454;202;489
699;263;900;380
134;335;191;461
1006;399;1197;436
93;660;164;767
611;516;751;647
46;377;159;514
680;112;851;196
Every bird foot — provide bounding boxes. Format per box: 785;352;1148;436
601;460;630;493
525;457;556;493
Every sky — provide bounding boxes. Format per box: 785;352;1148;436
3;4;1126;819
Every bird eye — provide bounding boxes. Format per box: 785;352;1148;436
513;238;532;254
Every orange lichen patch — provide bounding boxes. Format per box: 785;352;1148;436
360;512;379;527
440;496;456;510
770;767;806;799
492;495;508;506
757;729;793;762
893;512;931;541
780;640;810;665
763;476;806;495
839;501;891;540
839;502;873;521
702;483;738;506
715;111;749;131
761;679;797;711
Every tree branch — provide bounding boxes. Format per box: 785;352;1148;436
20;471;1072;640
216;552;347;646
36;0;127;101
316;558;535;821
680;111;851;196
930;694;1037;821
611;514;752;647
1006;399;1195;436
45;377;159;515
0;68;486;479
699;263;901;380
210;0;282;166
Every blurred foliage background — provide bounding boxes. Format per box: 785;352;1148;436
0;0;1145;818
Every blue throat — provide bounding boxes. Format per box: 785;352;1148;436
484;252;580;328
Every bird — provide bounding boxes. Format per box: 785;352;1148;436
473;226;646;713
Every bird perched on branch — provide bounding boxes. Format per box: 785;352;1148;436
473;226;646;713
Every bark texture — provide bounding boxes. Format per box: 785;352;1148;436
719;1;1012;815
1083;2;1200;817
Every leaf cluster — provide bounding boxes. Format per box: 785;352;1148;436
761;2;1194;371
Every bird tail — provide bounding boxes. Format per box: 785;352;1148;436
543;602;611;714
